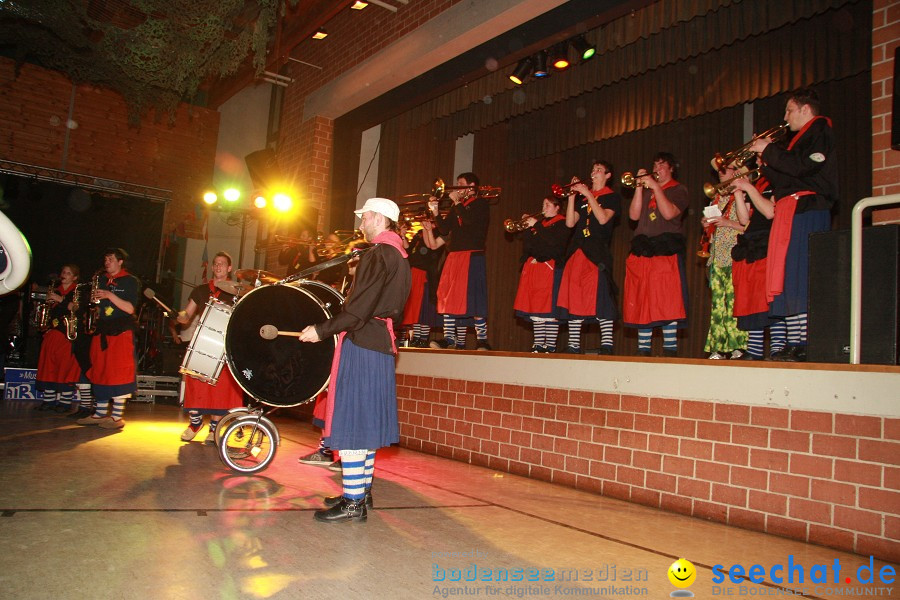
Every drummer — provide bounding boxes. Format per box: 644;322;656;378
176;251;245;444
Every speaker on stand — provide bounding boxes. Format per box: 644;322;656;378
807;225;899;364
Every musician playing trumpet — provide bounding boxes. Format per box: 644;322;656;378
700;164;748;360
746;88;837;362
556;160;620;354
512;196;570;353
623;153;690;357
427;172;491;350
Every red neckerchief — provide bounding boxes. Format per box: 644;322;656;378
541;214;565;227
456;193;478;226
372;230;408;258
105;269;130;287
58;283;75;295
787;116;832;150
207;279;223;300
649;180;679;211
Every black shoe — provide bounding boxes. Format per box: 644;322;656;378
53;404;71;414
475;340;492;351
738;352;762;361
662;349;678;358
429;338;453;350
769;347;793;361
314;497;367;523
34;402;55;411
793;346;807;362
598;346;613;356
531;345;544;353
564;346;583;354
637;349;651;357
67;407;93;419
324;490;373;508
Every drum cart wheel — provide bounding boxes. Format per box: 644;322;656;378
217;408;280;474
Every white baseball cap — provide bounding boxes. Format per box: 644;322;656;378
354;197;400;222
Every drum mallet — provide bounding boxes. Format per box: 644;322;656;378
259;324;305;339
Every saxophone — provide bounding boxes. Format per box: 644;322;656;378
36;278;58;332
84;271;102;335
63;284;84;341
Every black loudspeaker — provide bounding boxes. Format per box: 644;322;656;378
892;47;900;151
808;225;899;364
245;148;280;191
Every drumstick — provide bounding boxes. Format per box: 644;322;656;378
259;324;304;339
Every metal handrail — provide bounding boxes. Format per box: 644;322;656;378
850;194;900;364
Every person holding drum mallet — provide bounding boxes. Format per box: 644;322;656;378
176;251;245;444
297;198;411;523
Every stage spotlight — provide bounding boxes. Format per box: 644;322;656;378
351;1;368;8
509;58;533;85
203;191;218;205
253;194;267;209
272;193;293;212
571;35;596;61
312;28;328;40
223;188;241;202
550;43;570;71
533;51;549;78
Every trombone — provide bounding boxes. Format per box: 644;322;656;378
702;168;761;199
314;230;364;258
620;171;659;188
712;123;789;172
400;178;502;201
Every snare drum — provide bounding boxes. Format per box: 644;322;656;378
180;299;232;384
225;280;343;407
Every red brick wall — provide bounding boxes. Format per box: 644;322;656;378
397;374;900;563
872;0;900;197
0;58;220;234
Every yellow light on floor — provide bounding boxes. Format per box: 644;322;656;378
351;1;368;8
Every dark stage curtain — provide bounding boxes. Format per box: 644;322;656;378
374;0;872;355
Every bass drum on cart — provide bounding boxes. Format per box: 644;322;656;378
225;280;343;407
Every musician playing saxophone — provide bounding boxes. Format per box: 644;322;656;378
76;248;140;429
34;265;82;412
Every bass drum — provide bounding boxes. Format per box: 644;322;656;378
225;280;343;407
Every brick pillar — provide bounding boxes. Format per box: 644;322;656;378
872;0;900;198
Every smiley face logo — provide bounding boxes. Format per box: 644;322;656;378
668;558;697;588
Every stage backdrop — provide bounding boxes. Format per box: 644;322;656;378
0;174;164;287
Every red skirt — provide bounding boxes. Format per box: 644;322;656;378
557;249;598;316
732;258;769;317
513;258;556;314
183;366;244;412
623;254;686;326
87;331;135;386
36;329;81;385
436;251;472;315
401;267;427;325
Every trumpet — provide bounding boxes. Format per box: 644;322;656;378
503;212;543;233
550;181;582;198
712;123;789;172
702;168;761;199
620;171;659;188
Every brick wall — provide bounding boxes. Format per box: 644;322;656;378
396;373;900;563
0;58;220;234
872;0;900;197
